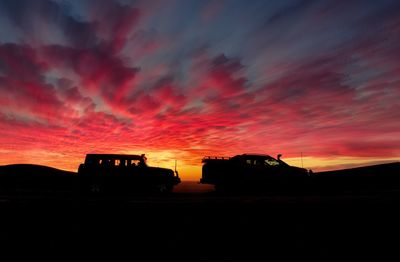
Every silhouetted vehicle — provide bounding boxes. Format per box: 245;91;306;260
78;154;180;194
200;154;310;193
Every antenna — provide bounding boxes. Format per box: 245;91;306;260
301;152;304;168
174;159;179;178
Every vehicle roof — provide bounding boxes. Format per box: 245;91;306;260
85;154;145;159
235;154;275;158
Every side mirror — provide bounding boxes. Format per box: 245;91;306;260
277;154;282;160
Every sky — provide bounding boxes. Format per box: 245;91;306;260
0;0;399;180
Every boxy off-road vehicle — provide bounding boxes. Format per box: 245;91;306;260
78;154;180;194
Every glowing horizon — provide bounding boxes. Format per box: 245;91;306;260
1;0;399;180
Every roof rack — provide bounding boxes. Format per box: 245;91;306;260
202;156;231;162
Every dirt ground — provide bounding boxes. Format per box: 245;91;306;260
1;182;400;261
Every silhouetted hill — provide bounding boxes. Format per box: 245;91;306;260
315;162;400;177
312;162;400;193
0;164;76;193
0;164;76;177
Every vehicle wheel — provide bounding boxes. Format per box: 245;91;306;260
215;184;227;193
89;183;102;194
156;183;172;194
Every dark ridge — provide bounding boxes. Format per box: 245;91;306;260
0;164;77;177
315;162;400;177
311;162;400;194
0;164;76;194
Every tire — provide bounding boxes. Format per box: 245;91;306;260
215;183;228;194
155;183;173;194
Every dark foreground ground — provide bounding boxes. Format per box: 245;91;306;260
1;182;400;261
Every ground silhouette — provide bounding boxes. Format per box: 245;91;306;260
1;160;400;260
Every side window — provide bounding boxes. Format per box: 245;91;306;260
119;159;127;167
88;158;100;165
127;160;140;166
246;159;253;165
255;159;265;166
115;159;121;166
99;159;113;166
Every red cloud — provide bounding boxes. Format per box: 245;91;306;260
40;44;140;115
0;44;72;123
0;43;48;82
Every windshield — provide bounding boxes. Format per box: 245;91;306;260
265;158;280;166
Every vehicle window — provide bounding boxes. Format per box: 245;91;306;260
256;159;265;166
119;159;127;167
246;159;253;165
127;159;141;166
265;159;280;166
88;158;100;165
100;159;113;166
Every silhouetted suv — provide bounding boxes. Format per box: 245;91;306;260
200;154;310;193
78;154;180;194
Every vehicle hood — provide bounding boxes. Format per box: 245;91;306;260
148;166;175;175
289;165;310;175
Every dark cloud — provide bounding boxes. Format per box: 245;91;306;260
0;43;48;82
0;0;140;51
0;0;97;47
265;0;316;26
90;1;140;53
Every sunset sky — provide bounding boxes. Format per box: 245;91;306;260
0;0;399;180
